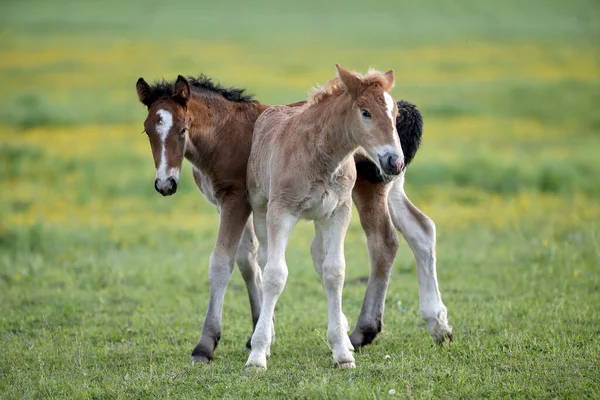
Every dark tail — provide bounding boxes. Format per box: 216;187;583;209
355;99;423;183
396;100;423;167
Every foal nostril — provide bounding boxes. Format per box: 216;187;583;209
378;152;402;175
168;177;178;194
387;153;399;171
154;179;160;193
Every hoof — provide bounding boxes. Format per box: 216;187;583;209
245;351;267;370
349;319;382;348
244;363;267;372
191;343;214;364
425;310;453;345
433;327;453;345
245;359;267;371
191;354;211;364
333;346;356;369
336;361;356;369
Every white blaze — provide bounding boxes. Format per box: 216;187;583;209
154;109;180;181
383;92;400;147
371;92;403;170
156;109;173;141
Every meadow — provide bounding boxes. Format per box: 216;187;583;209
1;0;599;398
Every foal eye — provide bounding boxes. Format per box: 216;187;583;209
361;109;371;119
180;127;187;135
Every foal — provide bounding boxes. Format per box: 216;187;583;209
246;65;403;369
137;75;268;362
135;73;452;365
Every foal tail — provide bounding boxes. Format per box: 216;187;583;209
396;100;423;167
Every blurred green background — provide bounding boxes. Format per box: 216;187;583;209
1;1;599;398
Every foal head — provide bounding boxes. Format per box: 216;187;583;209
336;64;404;175
136;75;191;196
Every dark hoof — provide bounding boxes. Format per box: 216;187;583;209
191;341;217;364
191;354;211;364
349;320;382;348
190;332;221;363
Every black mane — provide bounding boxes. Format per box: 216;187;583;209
150;74;257;103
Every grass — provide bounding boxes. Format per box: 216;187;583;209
1;0;600;398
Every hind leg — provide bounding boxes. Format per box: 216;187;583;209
388;176;452;344
236;215;263;353
350;178;399;348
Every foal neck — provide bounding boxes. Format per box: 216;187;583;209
183;93;266;169
308;92;359;176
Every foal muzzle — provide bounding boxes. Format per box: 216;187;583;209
378;151;404;175
155;177;178;196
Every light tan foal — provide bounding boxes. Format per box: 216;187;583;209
245;65;404;370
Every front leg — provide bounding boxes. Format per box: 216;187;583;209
387;176;452;344
317;200;355;368
191;193;251;362
249;206;275;353
311;223;349;333
246;208;297;370
350;178;399;348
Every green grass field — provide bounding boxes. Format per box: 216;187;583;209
1;0;599;398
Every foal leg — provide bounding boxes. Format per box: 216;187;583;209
253;208;269;271
349;179;400;348
251;206;275;350
387;177;452;343
312;225;349;333
191;194;251;362
236;215;263;353
317;200;355;368
310;228;324;281
246;209;297;370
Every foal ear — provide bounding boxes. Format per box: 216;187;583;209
173;75;191;106
336;64;361;98
383;69;395;92
136;78;154;107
